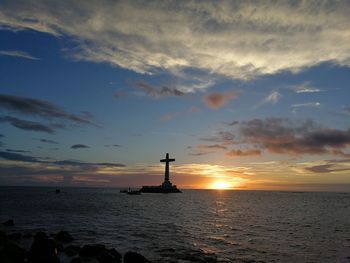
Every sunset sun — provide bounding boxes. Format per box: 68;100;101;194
211;180;232;190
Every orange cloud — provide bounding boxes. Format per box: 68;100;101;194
226;149;261;157
203;91;236;110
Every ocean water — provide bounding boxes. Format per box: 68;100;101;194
0;187;349;263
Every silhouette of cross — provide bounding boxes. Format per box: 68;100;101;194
160;153;175;182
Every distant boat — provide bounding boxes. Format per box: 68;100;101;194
126;190;141;195
55;189;61;194
120;188;141;195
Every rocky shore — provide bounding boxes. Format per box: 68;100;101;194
0;219;151;263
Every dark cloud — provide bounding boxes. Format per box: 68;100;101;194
305;162;350;173
0;94;95;125
225;121;239;126
40;138;59;144
196;118;350;158
0;134;4;138
135;82;185;98
189;144;227;156
226;149;261;157
203;91;236;109
54;160;125;167
200;131;236;144
6;149;31;153
0;116;56;133
104;144;121;148
71;144;89;149
239;118;350;155
0;151;125;168
0;151;39;162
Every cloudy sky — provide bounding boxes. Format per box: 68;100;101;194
0;0;350;191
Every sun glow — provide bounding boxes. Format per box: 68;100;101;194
211;180;232;190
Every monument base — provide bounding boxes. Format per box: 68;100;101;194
140;185;181;193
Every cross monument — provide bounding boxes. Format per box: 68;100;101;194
160;153;175;187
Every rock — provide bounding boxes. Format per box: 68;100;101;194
79;244;121;263
23;233;33;239
55;231;73;243
64;245;80;257
70;258;82;263
0;231;8;245
108;248;121;262
2;219;14;226
8;233;22;241
97;249;122;263
123;251;151;263
79;244;105;258
34;231;48;240
28;233;59;263
0;240;27;263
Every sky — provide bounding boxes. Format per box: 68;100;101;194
0;0;350;191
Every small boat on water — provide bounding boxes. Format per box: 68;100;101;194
120;188;141;195
127;190;141;195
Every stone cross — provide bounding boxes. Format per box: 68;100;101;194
160;153;175;183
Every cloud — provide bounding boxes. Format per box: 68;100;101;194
203;91;235;109
39;138;59;144
0;50;38;60
0;94;94;125
70;144;89;149
197;118;350;157
6;149;31;153
104;144;121;148
0;151;125;167
0;116;56;133
2;1;349;80
263;91;282;104
226;149;261;157
305;159;350;173
161;113;177;121
225;121;239;126
0;134;4;138
200;131;236;145
189;144;227;156
292;81;322;93
0;151;39;162
53;160;125;167
135;82;185;98
239;118;350;155
291;102;321;108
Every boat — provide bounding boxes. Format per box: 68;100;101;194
126;190;141;195
120;188;141;195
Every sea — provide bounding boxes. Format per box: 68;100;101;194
0;186;349;263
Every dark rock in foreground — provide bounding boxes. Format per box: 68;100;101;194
55;230;74;243
124;251;151;263
80;244;121;263
7;233;22;241
29;232;60;263
0;240;27;263
0;230;150;263
64;245;80;257
2;219;14;226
